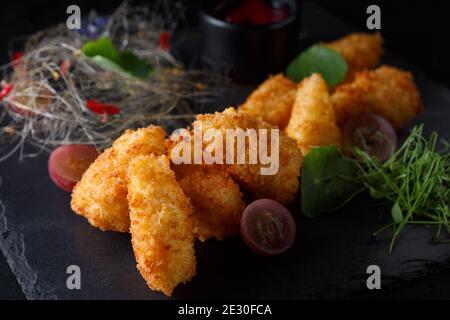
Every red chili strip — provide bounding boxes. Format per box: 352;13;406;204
86;99;120;115
12;51;23;67
0;84;13;100
159;32;170;51
61;59;71;76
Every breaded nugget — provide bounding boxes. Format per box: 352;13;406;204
71;126;167;232
192;107;303;204
127;155;196;296
331;65;423;128
325;32;383;82
172;164;246;241
239;74;297;128
285;74;341;155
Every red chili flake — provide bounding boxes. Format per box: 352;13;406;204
12;51;23;67
159;32;170;51
86;99;120;115
61;59;71;76
0;84;13;100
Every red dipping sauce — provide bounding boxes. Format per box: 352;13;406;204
213;0;291;25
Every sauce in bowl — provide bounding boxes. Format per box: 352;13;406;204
213;0;291;25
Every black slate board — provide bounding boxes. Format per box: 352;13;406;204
1;2;450;300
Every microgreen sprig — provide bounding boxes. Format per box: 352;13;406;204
355;126;450;253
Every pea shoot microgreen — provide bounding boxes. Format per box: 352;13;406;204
301;126;450;253
355;125;450;253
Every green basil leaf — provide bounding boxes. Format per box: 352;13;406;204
117;50;154;79
82;37;154;79
301;145;364;217
90;56;127;75
286;45;348;87
82;37;120;64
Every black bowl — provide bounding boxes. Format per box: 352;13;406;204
200;0;302;84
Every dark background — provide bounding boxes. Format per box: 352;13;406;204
0;0;449;299
0;0;448;87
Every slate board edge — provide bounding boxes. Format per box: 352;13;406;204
0;1;449;300
0;199;56;299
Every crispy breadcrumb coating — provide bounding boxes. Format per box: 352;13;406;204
239;74;297;128
71;126;167;232
285;74;341;154
172;164;246;241
325;32;383;83
238;33;382;128
127;155;196;296
331;65;423;128
193;108;303;204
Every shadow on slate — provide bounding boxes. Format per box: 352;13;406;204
1;2;450;299
0;254;23;299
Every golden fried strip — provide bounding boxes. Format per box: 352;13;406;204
172;164;246;241
325;32;383;83
285;74;341;155
127;155;196;296
331;65;423;128
239;74;297;129
71;126;167;232
192;107;303;204
238;33;383;128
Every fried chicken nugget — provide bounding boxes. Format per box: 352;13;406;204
239;74;297;128
193;107;303;204
71;126;167;232
331;65;423;128
325;32;383;82
172;164;246;241
285;74;341;155
127;155;196;296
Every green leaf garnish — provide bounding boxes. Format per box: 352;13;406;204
90;56;127;75
356;125;450;253
301;145;365;217
369;187;385;199
299;126;450;253
286;45;348;86
391;203;403;224
117;51;154;79
82;37;119;63
82;37;154;79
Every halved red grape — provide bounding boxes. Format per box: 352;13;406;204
48;145;99;192
343;113;397;162
240;199;296;255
